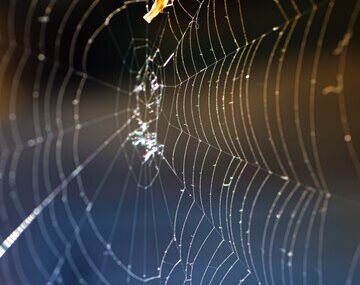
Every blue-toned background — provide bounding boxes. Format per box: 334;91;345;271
0;0;360;284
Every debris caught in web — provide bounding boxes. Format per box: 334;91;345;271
128;59;164;163
143;0;173;23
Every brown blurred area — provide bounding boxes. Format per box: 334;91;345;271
159;0;360;202
0;0;359;199
0;1;360;285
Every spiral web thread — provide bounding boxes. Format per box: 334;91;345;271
0;0;360;284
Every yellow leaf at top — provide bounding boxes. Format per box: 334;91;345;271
143;0;172;23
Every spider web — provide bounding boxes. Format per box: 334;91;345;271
0;0;360;284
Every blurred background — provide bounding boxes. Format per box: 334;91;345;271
0;0;359;284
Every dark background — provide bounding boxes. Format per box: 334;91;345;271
0;0;360;284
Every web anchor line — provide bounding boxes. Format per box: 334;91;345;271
0;118;133;259
0;0;359;284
